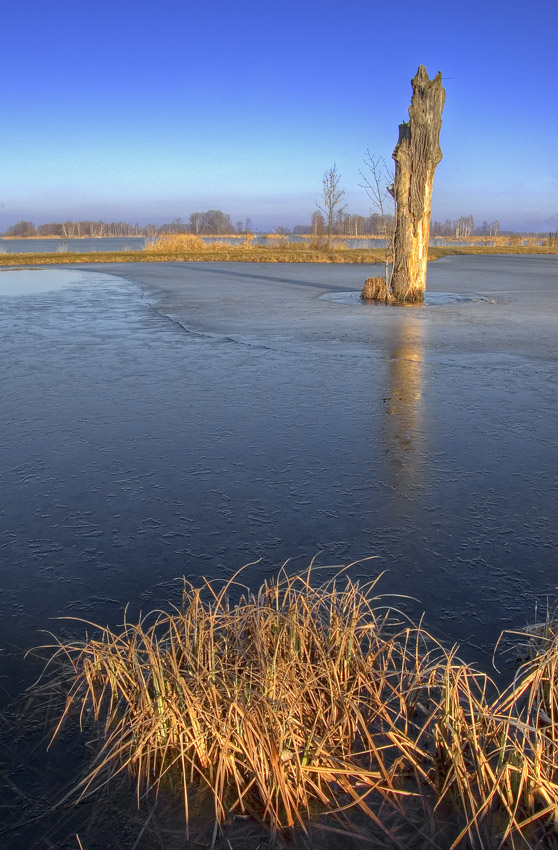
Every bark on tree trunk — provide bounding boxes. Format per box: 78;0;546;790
390;65;445;303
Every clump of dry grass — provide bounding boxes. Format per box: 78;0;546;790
47;566;441;843
145;234;208;253
483;622;558;847
362;276;394;302
42;569;558;848
398;621;558;849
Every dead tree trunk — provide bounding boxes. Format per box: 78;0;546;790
389;65;445;303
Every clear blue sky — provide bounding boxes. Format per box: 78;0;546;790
2;0;556;232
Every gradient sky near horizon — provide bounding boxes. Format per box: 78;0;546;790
2;0;556;233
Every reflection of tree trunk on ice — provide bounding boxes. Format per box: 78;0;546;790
363;66;445;304
384;318;425;492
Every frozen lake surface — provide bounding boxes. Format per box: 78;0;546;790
0;255;557;844
0;266;96;296
1;256;557;672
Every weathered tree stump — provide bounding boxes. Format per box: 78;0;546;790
390;65;445;303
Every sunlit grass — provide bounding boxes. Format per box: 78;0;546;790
141;233;383;264
47;566;424;843
428;245;558;258
362;276;394;302
0;238;555;268
38;567;558;847
145;233;208;253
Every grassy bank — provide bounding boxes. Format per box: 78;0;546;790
429;245;558;258
1;232;556;268
41;567;558;849
0;248;380;265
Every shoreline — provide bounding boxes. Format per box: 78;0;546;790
0;244;557;267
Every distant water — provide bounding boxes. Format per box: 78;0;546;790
0;236;146;254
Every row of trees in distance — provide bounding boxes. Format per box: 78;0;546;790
293;211;501;238
2;212;255;239
3;213;502;240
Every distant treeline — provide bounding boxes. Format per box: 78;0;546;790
4;213;554;240
2;211;255;239
294;211;396;237
294;212;502;238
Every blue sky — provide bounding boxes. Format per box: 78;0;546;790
2;0;556;232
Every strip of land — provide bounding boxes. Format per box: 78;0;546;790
1;244;557;266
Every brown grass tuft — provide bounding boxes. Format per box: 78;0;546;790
40;570;558;847
362;276;394;302
144;234;208;253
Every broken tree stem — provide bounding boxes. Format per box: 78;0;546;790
390;65;445;303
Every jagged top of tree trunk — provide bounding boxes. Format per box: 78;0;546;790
396;65;445;224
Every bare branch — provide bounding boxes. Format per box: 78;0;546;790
359;151;395;287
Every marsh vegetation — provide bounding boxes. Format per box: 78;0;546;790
37;568;558;849
0;232;556;269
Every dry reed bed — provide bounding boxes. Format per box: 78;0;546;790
0;248;377;266
428;245;558;258
0;233;556;268
43;568;558;848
